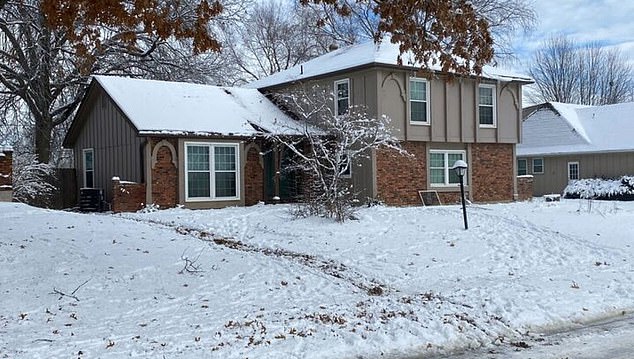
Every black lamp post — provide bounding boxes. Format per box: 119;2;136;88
452;160;468;230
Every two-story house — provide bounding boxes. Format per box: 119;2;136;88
247;40;533;205
63;40;532;211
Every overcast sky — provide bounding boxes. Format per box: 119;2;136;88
510;0;634;71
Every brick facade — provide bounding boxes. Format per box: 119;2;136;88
376;142;426;205
244;144;264;206
112;178;146;213
0;150;12;187
375;142;515;206
517;175;534;201
0;149;12;202
471;143;515;202
151;138;178;209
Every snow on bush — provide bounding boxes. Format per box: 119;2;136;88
564;176;634;200
12;154;57;206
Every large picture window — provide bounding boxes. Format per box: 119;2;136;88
185;143;239;201
82;148;94;188
334;79;350;116
409;78;430;124
430;150;467;186
478;84;496;127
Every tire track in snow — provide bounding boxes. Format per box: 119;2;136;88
119;215;390;296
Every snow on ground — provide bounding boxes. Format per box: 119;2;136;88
1;199;633;358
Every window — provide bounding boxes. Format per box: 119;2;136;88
568;162;579;181
185;143;240;201
478;84;496;127
517;159;527;176
82;148;94;188
532;158;544;174
430;150;467;186
409;78;430;124
334;79;350;115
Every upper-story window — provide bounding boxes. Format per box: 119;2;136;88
409;77;430;124
478;84;496;127
334;79;350;115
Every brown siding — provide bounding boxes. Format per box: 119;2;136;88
374;69;522;144
73;86;144;205
519;152;634;196
471;143;515;202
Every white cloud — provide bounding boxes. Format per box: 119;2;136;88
511;0;634;65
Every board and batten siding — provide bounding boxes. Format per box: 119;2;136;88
73;86;144;204
376;68;522;144
519;152;634;196
265;68;379;200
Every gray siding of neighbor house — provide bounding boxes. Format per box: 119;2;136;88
177;138;245;209
519;152;634;196
73;86;144;204
375;68;522;144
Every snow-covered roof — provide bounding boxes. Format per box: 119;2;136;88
245;39;533;89
517;102;634;156
93;76;305;137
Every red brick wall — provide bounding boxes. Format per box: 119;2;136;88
376;142;426;205
517;175;534;201
151;139;178;208
0;150;12;188
244;144;264;206
471;143;514;202
112;179;145;213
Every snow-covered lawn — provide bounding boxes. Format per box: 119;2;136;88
1;199;633;358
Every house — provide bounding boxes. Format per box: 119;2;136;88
247;39;533;205
517;101;634;196
63;76;307;211
0;145;12;201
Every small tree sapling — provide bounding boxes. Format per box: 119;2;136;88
268;88;408;221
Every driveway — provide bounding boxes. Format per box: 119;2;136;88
425;313;634;359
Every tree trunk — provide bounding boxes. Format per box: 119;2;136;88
35;113;53;164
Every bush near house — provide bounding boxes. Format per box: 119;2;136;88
564;176;634;201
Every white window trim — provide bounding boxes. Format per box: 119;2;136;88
532;158;544;174
82;148;94;188
478;84;497;128
429;150;467;187
568;161;579;181
334;78;350;116
517;158;528;176
409;77;430;125
184;142;241;202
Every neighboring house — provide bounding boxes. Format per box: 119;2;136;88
0;145;12;201
247;40;533;205
517;102;634;196
63;76;305;211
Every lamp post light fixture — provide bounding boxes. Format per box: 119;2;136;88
452;160;469;230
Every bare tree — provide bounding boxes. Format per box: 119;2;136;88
529;35;634;105
269;88;407;222
471;0;536;60
0;0;242;164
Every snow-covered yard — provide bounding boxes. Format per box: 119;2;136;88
1;199;633;358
